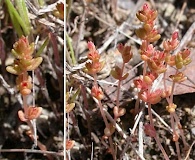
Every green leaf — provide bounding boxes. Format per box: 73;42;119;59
35;37;49;57
5;0;30;36
16;0;31;34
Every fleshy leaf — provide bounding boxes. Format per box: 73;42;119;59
66;103;75;113
6;65;20;75
27;106;42;120
26;57;43;71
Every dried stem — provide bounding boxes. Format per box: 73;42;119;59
0;149;63;157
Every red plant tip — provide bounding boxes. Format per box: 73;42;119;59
136;3;157;24
87;42;100;62
12;36;34;59
143;3;149;11
172;31;178;40
22;82;28;87
87;51;100;62
181;49;191;59
18;106;42;122
117;44;133;63
163;31;179;51
117;43;124;53
56;2;64;20
86;42;103;74
91;85;104;100
88;41;96;51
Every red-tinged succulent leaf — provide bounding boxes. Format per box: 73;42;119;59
172;133;179;142
18;110;28;122
111;66;122;80
135;28;147;40
143;72;157;85
91;85;104;100
148;89;162;104
117;43;124;54
20;88;31;96
162;52;195;95
118;108;126;117
139;89;162;104
138;90;148;102
172;31;178;40
16;75;32;95
56;2;64;20
122;47;133;63
169;72;187;83
181;49;190;59
104;123;115;137
66;140;75;150
183;58;192;66
165;55;176;66
113;106;126;118
87;41;96;51
27;106;42;120
26;57;43;71
6;65;20;75
66;103;75;113
136;12;147;22
148;34;161;42
143;23;153;32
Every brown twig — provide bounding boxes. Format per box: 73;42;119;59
0;149;63;157
184;140;195;160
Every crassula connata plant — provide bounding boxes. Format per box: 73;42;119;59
6;36;43;146
85;42;117;159
111;44;132;120
68;2;193;160
133;3;191;159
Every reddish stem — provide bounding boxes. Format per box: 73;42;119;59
148;103;169;160
115;62;125;120
93;73;116;159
